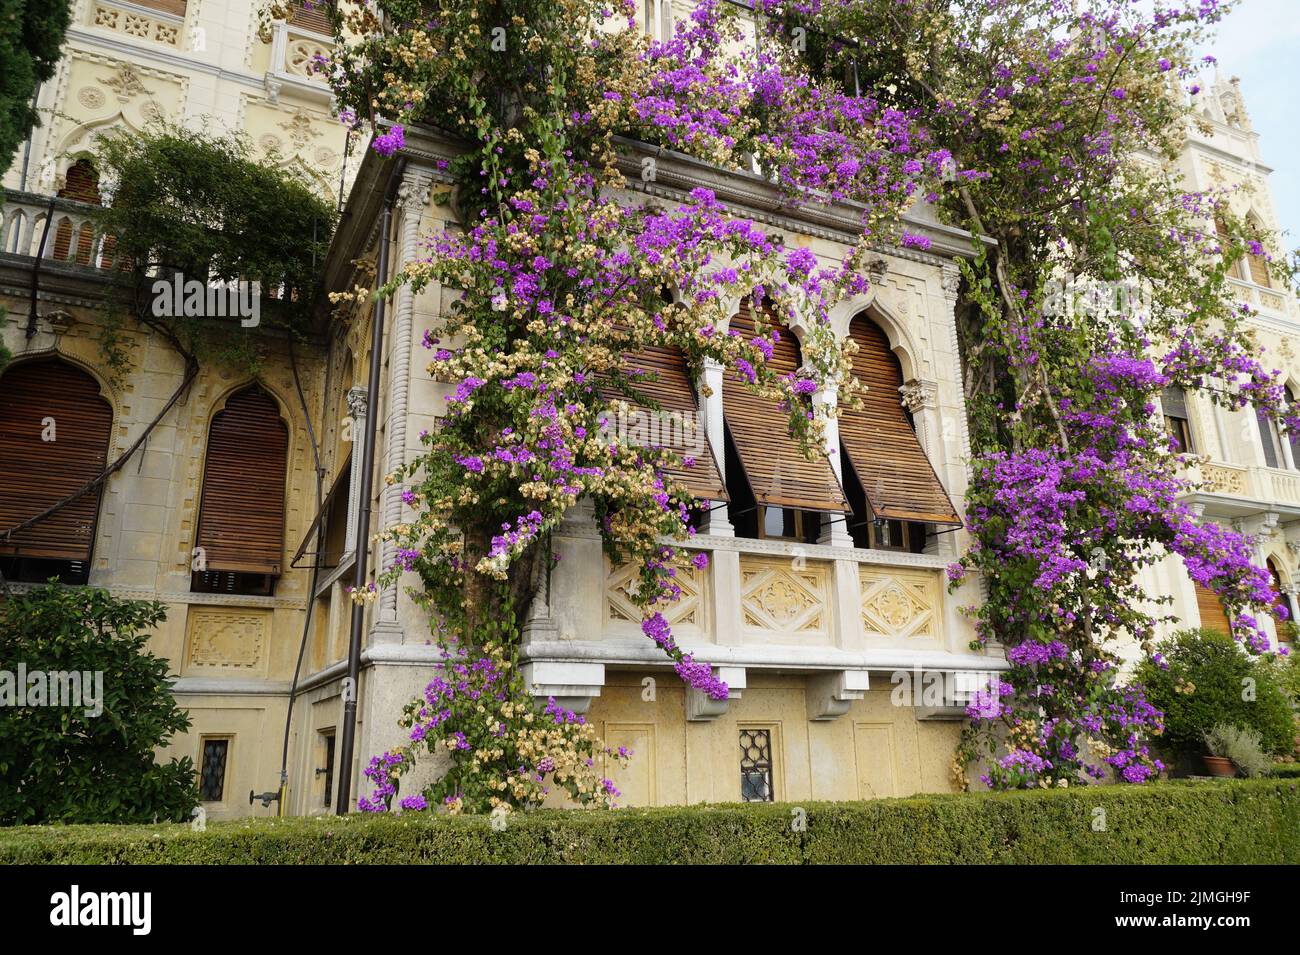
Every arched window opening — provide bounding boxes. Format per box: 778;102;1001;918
721;302;849;542
0;358;113;584
192;386;289;596
836;314;960;552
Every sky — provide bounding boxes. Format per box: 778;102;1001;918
1201;0;1300;248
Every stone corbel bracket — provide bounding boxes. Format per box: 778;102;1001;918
522;661;605;716
685;666;747;721
806;669;871;721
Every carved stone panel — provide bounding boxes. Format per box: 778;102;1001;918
859;568;941;641
605;560;708;636
184;606;271;673
739;556;830;643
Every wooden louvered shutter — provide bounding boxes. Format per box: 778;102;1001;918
837;316;960;525
133;0;188;15
289;1;332;34
722;305;849;512
1194;581;1232;635
1247;248;1271;288
605;345;728;501
195;388;288;574
0;359;112;560
1214;219;1243;280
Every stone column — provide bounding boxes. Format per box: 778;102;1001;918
377;166;435;626
813;381;853;548
697;358;734;536
343;385;367;561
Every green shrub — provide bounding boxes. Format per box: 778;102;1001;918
1204;723;1271;777
1272;763;1300;779
0;778;1295;864
1134;629;1295;762
0;582;197;825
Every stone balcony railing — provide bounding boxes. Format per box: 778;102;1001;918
0;190;115;269
520;504;1002;719
1227;276;1296;323
264;19;334;105
1188;459;1300;517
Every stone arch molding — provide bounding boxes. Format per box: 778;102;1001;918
5;339;124;408
52;111;143;187
830;292;926;384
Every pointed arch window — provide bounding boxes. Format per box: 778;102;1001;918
1161;386;1195;453
1214;218;1244;281
1256;404;1282;469
192;386;288;595
0;358;113;584
836;314;960;551
1244;216;1272;289
721;303;849;542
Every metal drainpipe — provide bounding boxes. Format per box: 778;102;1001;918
18;83;41;192
335;157;405;814
25;196;56;339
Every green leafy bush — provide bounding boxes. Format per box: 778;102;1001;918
1204;723;1271;777
0;779;1294;864
1134;629;1295;762
0;582;197;825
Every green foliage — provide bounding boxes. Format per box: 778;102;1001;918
1135;629;1296;761
0;779;1295;864
0;582;197;825
1204;723;1271;777
0;0;72;176
88;123;337;372
1271;763;1300;779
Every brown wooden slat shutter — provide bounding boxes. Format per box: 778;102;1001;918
604;344;728;501
722;305;849;512
838;315;961;525
0;359;112;560
1214;219;1243;280
195;387;288;574
132;0;188;16
1194;581;1232;635
1247;249;1271;288
289;1;332;34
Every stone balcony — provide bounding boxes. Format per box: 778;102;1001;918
519;503;1003;720
1187;460;1300;521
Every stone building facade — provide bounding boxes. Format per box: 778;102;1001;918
1133;75;1300;659
1;6;1293;816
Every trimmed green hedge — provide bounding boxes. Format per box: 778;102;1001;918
1;778;1296;864
1272;763;1300;779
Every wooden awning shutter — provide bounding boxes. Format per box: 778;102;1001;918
1161;386;1188;419
1194;581;1231;635
722;305;849;512
603;344;727;501
0;359;112;561
195;387;288;574
837;316;961;525
288;1;331;34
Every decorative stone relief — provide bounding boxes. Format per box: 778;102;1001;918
98;64;155;103
606;561;705;632
92;3;181;47
185;607;270;671
899;378;937;413
859;568;941;640
1200;463;1247;495
77;87;106;110
739;557;828;637
279;110;322;148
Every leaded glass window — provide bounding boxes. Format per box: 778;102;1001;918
739;728;774;802
200;738;229;802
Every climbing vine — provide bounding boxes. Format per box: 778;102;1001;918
307;0;1298;808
